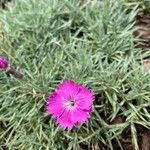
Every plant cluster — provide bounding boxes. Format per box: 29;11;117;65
0;0;149;149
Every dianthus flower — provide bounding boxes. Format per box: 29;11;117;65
47;80;95;130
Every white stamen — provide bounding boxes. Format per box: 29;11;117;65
64;99;76;110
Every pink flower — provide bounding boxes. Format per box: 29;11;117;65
46;80;95;130
0;56;9;69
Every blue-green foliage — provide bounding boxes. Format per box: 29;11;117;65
0;0;149;149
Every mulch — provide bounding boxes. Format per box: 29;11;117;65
135;12;150;71
113;117;150;150
136;13;150;50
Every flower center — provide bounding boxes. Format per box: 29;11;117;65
64;99;76;109
68;100;75;106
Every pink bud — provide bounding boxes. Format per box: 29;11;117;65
0;56;9;69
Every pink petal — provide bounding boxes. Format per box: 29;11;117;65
57;80;80;98
75;86;94;109
47;93;64;118
71;108;90;123
57;110;73;130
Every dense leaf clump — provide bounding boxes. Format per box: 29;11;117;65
0;0;149;149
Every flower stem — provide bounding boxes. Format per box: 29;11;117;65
6;67;23;79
